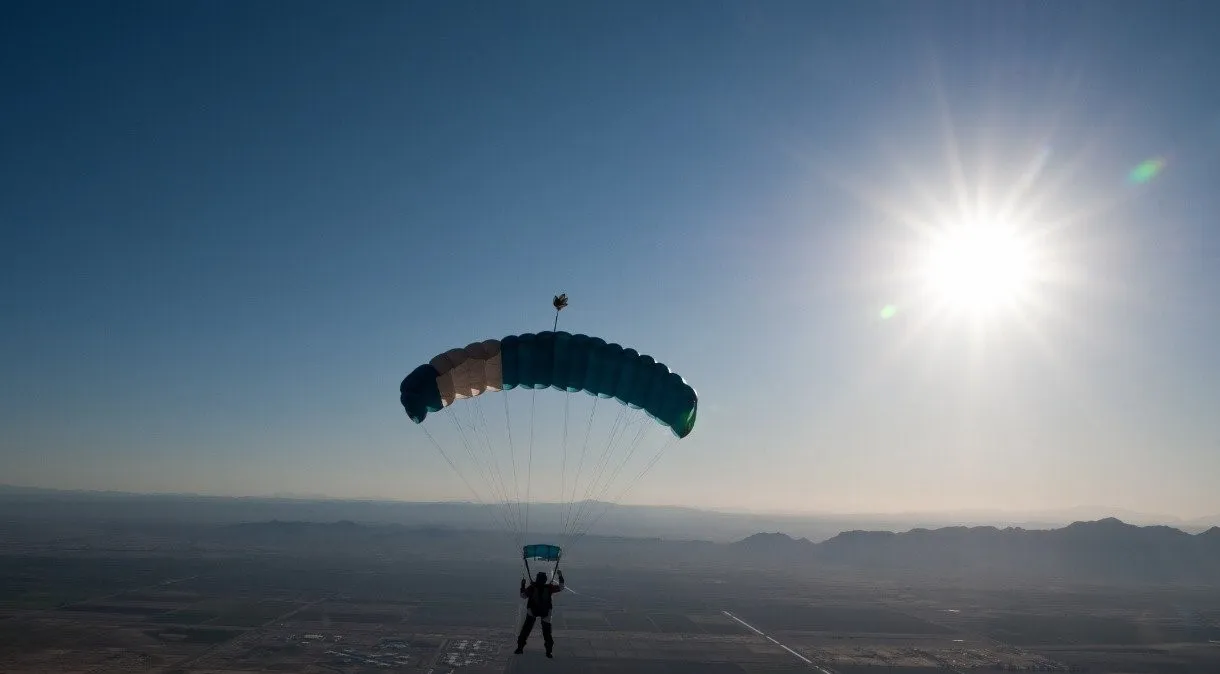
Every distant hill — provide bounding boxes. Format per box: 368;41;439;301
0;486;1069;542
5;488;1220;586
1;484;1216;543
728;531;814;559
734;518;1220;584
200;517;1220;584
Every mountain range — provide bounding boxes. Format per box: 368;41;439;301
733;518;1220;584
4;484;1219;585
3;484;1217;541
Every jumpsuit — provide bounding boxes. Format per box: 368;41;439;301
516;577;564;654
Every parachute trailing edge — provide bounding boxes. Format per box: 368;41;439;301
399;331;698;438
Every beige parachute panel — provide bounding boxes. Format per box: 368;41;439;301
431;339;503;407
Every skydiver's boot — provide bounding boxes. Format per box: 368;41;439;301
542;619;554;658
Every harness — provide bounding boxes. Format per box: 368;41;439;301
526;583;553;618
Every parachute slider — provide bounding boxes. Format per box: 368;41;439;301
523;543;562;562
523;543;563;579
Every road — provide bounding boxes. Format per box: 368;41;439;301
722;610;836;674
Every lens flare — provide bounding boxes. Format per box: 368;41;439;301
1128;158;1166;184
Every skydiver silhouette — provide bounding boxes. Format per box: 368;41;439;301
515;570;564;658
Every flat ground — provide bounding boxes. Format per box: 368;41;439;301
3;533;1220;673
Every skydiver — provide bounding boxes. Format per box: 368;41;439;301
515;570;564;658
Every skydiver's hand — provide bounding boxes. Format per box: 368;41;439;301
557;571;564;582
520;578;527;589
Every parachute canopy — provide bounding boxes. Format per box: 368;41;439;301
523;544;562;562
399;331;698;438
398;328;698;556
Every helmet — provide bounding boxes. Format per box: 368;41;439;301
535;572;548;585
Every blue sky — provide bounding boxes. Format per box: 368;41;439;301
3;1;1219;518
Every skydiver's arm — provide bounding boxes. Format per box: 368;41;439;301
520;578;528;599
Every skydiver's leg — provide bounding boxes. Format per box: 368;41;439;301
541;617;554;656
516;614;536;652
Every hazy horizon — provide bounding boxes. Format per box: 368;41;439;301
3;481;1215;527
4;2;1220;521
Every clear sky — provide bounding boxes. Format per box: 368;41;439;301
3;1;1219;519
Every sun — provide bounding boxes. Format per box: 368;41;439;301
918;219;1036;316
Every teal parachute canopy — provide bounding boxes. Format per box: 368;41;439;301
399;328;697;551
523;544;562;562
399;331;698;438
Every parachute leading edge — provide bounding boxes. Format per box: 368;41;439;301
399;331;698;438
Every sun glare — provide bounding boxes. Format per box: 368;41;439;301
920;221;1035;315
